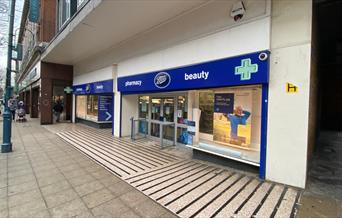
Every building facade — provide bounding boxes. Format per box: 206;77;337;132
20;0;318;188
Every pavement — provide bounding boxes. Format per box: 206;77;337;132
296;131;342;218
0;119;176;218
0;118;338;218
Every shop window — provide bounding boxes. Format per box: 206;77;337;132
177;96;187;124
76;95;86;119
197;86;262;164
86;95;98;121
199;91;214;134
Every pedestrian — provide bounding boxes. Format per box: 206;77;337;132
53;100;64;122
8;97;17;121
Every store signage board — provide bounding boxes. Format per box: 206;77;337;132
118;51;270;94
98;96;113;122
72;80;113;95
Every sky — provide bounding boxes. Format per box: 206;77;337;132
0;0;24;73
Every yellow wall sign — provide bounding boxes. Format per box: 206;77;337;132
286;83;298;93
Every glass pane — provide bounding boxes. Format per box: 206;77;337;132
199;92;214;134
139;96;149;119
151;98;161;120
177;96;187;124
163;98;174;122
86;95;98;121
163;125;174;141
76;95;86;119
151;123;160;138
138;120;148;134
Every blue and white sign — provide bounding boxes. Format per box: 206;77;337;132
73;79;113;95
118;51;269;94
154;72;171;89
98;95;113;122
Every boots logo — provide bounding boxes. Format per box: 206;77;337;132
154;72;171;89
86;84;91;93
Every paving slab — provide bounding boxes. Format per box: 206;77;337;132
82;188;115;209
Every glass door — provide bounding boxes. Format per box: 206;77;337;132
151;98;162;137
150;97;175;140
162;98;175;141
138;96;149;134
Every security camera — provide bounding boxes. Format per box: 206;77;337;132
258;52;268;61
231;1;246;21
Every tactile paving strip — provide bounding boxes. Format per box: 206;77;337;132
57;127;301;218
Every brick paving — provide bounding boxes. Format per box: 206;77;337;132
0;120;176;218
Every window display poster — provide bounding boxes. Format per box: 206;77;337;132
214;93;234;114
98;95;113;122
213;92;252;149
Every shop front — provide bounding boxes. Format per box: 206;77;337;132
118;51;269;178
73;80;114;129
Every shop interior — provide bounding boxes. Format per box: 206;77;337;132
124;85;263;166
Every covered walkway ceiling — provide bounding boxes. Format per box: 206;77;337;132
42;0;208;65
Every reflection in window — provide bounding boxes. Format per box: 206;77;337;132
199;91;214;134
58;0;71;29
177;96;187;124
139;96;149;119
87;95;98;117
151;98;161;120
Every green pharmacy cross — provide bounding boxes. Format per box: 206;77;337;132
64;86;73;94
235;58;258;81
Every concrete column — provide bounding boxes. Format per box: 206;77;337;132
266;0;313;188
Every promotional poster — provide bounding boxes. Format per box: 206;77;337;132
213;92;252;149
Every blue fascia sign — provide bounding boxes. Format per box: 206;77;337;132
117;51;270;94
72;79;113;95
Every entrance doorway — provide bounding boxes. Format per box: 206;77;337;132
307;0;342;199
31;87;39;118
52;85;72;123
24;91;30;115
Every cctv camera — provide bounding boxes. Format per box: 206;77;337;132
231;1;246;22
258;52;268;61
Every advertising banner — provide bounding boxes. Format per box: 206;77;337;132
98;95;113;122
213;91;252;149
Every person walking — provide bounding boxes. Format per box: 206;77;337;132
8;97;17;121
53;100;64;123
